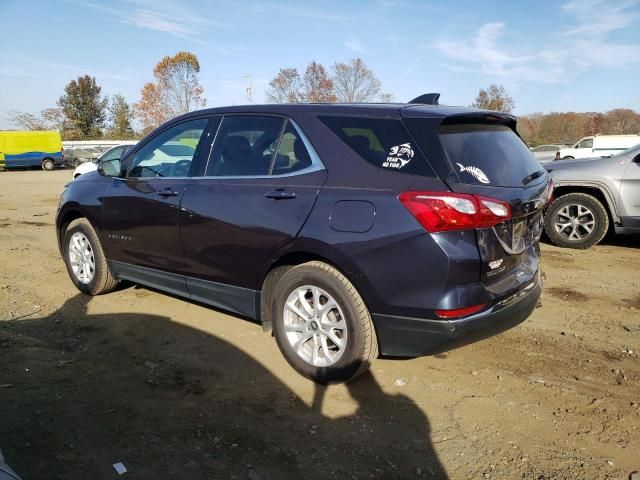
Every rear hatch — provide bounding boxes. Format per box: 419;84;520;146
404;113;551;298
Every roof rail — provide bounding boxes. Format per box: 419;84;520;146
408;93;440;105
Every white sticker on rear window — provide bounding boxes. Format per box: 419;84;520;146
456;163;490;184
383;143;414;169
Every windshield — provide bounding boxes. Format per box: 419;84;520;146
159;144;196;157
438;123;545;187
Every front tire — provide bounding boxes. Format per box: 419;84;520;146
272;261;378;383
42;158;55;171
62;218;118;295
543;193;609;249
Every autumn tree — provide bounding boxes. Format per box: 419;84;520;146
471;84;515;113
107;94;135;139
266;59;394;104
57;75;107;139
602;108;640;134
134;51;206;134
266;68;302;103
332;58;389;102
301;61;336;103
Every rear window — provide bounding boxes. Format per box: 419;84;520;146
438;123;544;187
319;116;435;176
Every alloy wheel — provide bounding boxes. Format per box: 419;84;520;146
282;285;348;367
554;204;595;241
68;232;95;284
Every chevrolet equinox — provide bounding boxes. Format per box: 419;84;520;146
56;94;551;383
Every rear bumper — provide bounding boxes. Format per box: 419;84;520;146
372;271;542;357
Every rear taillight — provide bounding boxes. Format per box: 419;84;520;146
546;179;554;204
398;191;511;233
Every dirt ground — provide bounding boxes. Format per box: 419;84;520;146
1;169;639;480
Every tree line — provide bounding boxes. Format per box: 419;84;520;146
517;109;640;146
465;84;640;145
266;58;392;104
6;52;639;145
7;51;206;140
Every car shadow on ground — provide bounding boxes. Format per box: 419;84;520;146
599;233;640;249
0;294;447;479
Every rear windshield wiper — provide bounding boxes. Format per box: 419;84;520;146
522;169;545;185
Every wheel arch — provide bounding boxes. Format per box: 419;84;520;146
258;244;375;334
56;207;100;255
551;182;619;224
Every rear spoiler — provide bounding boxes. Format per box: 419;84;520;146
440;112;517;130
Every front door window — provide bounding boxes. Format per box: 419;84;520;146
128;119;208;178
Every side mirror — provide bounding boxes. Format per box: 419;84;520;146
98;158;122;177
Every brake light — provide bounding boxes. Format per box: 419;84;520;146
546;179;554;204
435;303;487;319
398;191;511;232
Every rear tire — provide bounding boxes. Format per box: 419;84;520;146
562;156;575;160
271;261;378;383
62;218;119;295
42;158;55;171
543;193;609;249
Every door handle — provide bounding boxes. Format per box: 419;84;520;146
156;188;179;197
265;189;296;200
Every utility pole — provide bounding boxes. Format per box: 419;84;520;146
244;74;252;103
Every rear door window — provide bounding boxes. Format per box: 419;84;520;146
205;115;285;176
437;123;544;187
319;116;434;176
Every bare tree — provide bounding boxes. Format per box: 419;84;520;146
379;92;395;103
6;111;47;130
301;61;336;103
7;107;66;131
471;84;515;113
40;107;66;132
266;68;302;103
332;58;389;102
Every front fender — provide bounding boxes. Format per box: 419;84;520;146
55;179;106;254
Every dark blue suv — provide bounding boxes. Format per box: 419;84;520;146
56;95;551;383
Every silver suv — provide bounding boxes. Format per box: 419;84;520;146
544;144;640;249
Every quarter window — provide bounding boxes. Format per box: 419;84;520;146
128;119;208;178
318;116;434;176
272;121;313;175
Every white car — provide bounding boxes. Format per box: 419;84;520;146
72;144;132;179
557;134;640;160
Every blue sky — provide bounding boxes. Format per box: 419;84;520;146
1;0;639;129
